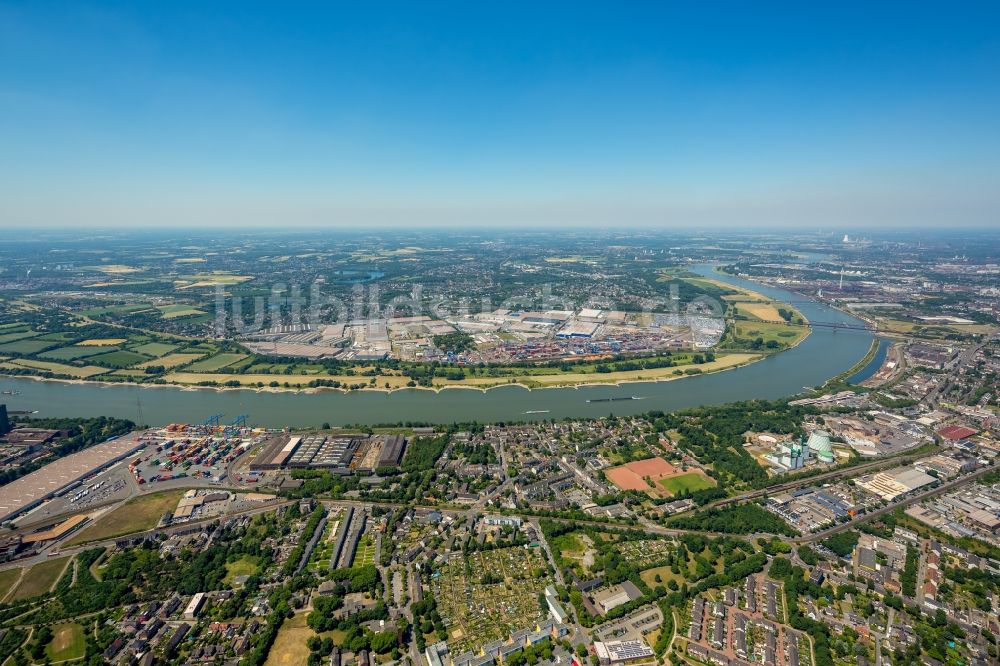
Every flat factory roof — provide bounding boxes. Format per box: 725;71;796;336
0;433;144;523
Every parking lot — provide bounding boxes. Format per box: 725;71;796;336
593;606;663;642
16;465;135;528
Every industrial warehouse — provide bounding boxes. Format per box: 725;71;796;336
0;433;144;523
250;432;407;473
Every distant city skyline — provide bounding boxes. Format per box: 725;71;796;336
1;2;998;229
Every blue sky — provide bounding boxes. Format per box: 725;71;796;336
1;1;998;229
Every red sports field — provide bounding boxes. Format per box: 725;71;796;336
606;457;678;491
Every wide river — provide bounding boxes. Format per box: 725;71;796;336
0;266;873;427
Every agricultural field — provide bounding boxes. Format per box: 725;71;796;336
45;622;87;662
431;546;553;654
38;345;112;361
78;338;129;346
0;330;39;344
66;490;187;545
10;556;70;601
246;362;327;375
92;264;142;274
35;331;79;342
175;273;252;289
157;304;206;319
88;349;151;367
5;358;109;378
734;301;783;321
81;304;152;318
162;371;416;388
103;369;151;380
183;353;248;372
135;352;205;369
0;339;53;355
131;341;179;356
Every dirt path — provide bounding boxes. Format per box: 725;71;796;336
579;534;596;569
0;626;32;666
0;568;25;603
665;608;680;658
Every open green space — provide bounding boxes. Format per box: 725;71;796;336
352;534;377;567
66;490;186;545
88;548;107;581
433;354;758;389
0;568;20;600
10;556;70;600
261;612;346;666
668;502;797;536
658;472;716;495
726;321;805;348
639;565;685;589
45;622;87;661
550;532;586;558
264;612;313;666
224;555;261;585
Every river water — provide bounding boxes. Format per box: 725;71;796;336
847;338;890;384
0;266;873;427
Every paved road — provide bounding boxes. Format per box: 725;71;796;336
5;330;994;574
925;333;995;409
706;447;940;511
797;463;998;544
915;541;928;605
0;498;294;571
